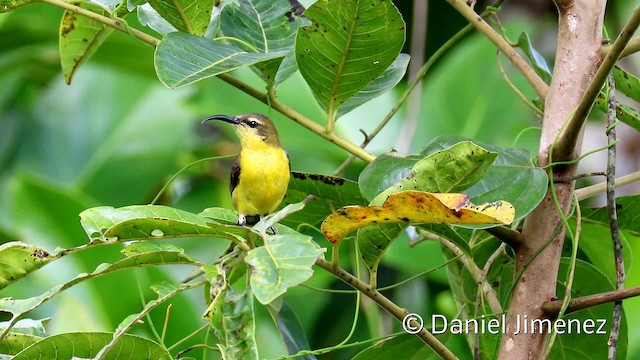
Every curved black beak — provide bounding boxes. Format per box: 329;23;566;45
201;115;240;125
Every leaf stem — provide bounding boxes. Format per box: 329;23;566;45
314;257;459;360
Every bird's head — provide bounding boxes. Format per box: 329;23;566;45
202;113;281;147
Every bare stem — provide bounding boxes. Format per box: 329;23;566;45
575;170;640;200
314;257;459;360
601;36;640;59
605;73;624;360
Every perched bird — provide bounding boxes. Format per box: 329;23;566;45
202;113;290;228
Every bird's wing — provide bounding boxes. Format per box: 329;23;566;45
286;151;291;172
230;155;241;195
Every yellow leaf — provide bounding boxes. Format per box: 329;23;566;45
321;191;514;243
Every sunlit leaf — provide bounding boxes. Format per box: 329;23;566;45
322;191;514;243
296;0;405;118
369;141;498;205
613;65;640;104
12;332;170;359
245;234;324;304
147;0;214;35
59;3;113;84
0;333;41;355
137;3;178;35
0;0;36;12
155;32;289;88
0;242;52;290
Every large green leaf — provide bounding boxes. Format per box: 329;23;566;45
80;204;259;244
219;0;307;84
353;334;445;360
12;332;170;359
245;233;324;304
369;141;498;205
0;242;52;290
295;0;405;117
0;332;41;355
155;32;289;88
147;0;214;35
337;53;410;118
59;4;114;84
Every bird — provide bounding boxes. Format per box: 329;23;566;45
202;113;290;230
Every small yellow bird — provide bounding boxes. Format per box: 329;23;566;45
202;113;290;228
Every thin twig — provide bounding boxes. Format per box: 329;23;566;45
605;72;624;360
496;51;544;117
554;171;606;183
314;257;459;360
446;0;548;100
601;36;640;59
554;6;640;161
542;286;640;317
575;170;640;200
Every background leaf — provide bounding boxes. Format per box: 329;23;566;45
12;332;170;359
295;0;405;117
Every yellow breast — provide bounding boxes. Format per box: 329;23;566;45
232;141;290;216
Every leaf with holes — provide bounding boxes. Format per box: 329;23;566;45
322;191;514;244
369;141;498;205
245;234;324;304
0;242;52;290
296;0;405;118
60;4;114;84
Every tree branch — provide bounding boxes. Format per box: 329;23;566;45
601;36;640;59
498;1;606;359
575;170;640;200
553;6;640;161
314;257;459;360
541;286;640;317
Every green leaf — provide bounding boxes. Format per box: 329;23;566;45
80;204;258;244
582;195;640;237
370;141;498;205
517;32;551;83
219;0;308;84
12;332;170;360
594;93;640;132
295;0;405;117
155;32;289;88
353;334;446;360
279;172;367;229
86;0;123;14
148;0;214;35
138;3;179;35
0;242;52;290
0;333;41;355
0;0;36;12
267;302;316;359
245;234;324;304
419;135;547;220
94;281;196;359
59;4;114;84
613;65;640;104
0;249;199;338
337;53;410;118
211;288;258;360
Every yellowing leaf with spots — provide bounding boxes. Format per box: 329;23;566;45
321;190;514;243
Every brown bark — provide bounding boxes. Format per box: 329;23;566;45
498;1;606;359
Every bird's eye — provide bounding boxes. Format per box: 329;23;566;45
248;120;259;128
